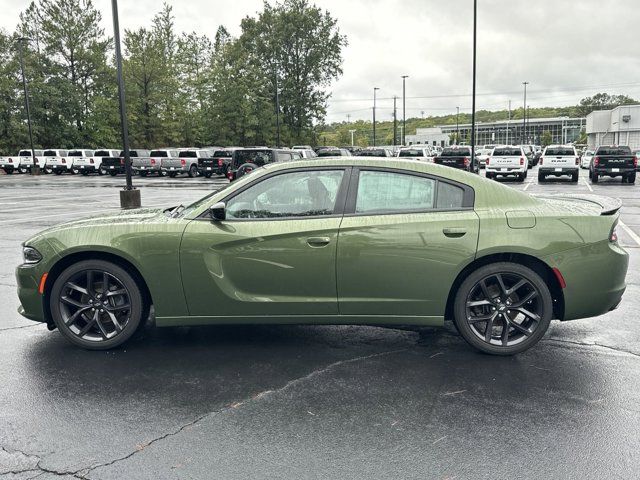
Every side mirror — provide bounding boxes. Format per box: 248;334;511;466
209;201;226;221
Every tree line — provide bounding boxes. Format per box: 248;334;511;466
0;0;347;153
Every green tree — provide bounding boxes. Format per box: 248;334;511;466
577;93;638;117
540;130;552;147
239;0;347;145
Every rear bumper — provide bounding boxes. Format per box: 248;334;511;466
162;166;188;173
197;166;223;174
539;167;578;175
77;165;98;172
134;165;161;172
51;165;70;171
545;240;628;321
593;167;635;176
486;167;526;175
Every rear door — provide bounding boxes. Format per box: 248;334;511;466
337;168;479;317
543;146;577;169
490;147;523;169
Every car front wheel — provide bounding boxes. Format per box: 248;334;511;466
49;260;145;350
453;262;552;355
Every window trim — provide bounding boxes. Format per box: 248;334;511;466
344;167;475;217
196;166;353;222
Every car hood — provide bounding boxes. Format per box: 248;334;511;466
26;207;166;243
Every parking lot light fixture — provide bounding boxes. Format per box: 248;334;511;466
456;107;460;145
522;81;529;144
470;0;477;160
373;87;379;146
111;0;140;209
16;37;39;176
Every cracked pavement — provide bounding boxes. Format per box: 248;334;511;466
1;170;640;479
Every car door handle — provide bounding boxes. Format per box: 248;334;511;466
443;227;467;238
306;237;331;247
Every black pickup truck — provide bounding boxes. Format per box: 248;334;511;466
433;146;479;173
589;145;637;184
197;148;235;177
101;149;150;176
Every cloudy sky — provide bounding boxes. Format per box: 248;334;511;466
2;0;640;122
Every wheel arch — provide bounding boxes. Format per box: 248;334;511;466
444;252;565;321
43;250;153;328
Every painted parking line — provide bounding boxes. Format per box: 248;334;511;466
582;179;594;192
619;221;640;247
523;182;533;191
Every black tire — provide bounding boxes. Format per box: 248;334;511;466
517;172;525;182
4;169;13;174
453;262;553;355
54;170;62;175
139;171;148;177
168;172;177;178
97;168;104;176
626;173;636;184
188;164;198;178
592;172;599;184
109;171;117;176
81;171;89;176
538;172;545;182
485;172;493;180
571;172;578;183
204;172;212;178
49;260;145;350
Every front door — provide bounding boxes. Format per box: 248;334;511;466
180;168;349;317
337;168;479;316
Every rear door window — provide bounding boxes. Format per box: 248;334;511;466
355;171;435;213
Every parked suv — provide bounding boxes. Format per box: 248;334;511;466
101;149;151;176
67;149;94;174
75;149;119;175
162;149;212;178
42;149;69;174
316;147;351;157
538;145;579;182
589;145;637;184
485;145;527;181
226;148;301;181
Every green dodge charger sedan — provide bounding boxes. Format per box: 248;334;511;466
16;158;628;355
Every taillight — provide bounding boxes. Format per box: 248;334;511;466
8;158;12;163
90;158;94;164
594;156;600;167
151;158;156;165
520;157;525;165
181;159;186;166
539;157;544;165
634;157;638;168
120;158;124;165
218;159;223;166
463;157;470;166
486;157;489;165
610;226;618;243
575;157;579;165
62;158;66;163
227;172;233;180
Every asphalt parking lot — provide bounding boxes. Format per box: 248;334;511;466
1;167;639;479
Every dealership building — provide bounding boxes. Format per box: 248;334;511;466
586;105;640;150
406;116;586;147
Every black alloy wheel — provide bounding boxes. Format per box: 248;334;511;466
454;262;552;355
50;260;144;349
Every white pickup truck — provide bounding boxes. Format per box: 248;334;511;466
7;149;45;173
538;145;579;182
42;149;69;174
162;148;212;178
75;149;119;175
485;145;528;182
397;146;433;161
63;149;94;174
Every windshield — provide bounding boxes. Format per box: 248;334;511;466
493;148;522;156
441;148;471;156
596;146;632;155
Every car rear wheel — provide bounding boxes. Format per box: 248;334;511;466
625;173;636;184
571;172;579;182
109;171;117;176
538;172;545;182
49;260;145;350
54;170;62;175
453;262;552;355
188;164;198;178
168;172;177;178
139;171;148;177
592;172;599;183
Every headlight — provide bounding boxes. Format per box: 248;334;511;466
23;246;43;264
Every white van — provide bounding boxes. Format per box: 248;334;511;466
538;145;579;182
485;145;528;182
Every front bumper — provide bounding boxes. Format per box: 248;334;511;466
16;264;46;323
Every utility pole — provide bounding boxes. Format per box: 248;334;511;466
111;0;140;208
401;75;408;145
346;114;351;123
393;96;398;146
349;129;356;147
17;37;38;175
522;81;529;144
470;0;477;161
373;87;379;146
456;106;460;145
421;110;425;119
507;99;511;144
526;105;530;143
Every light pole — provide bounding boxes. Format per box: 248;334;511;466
16;37;38;175
470;0;477;162
506;99;511;144
456;106;460;145
393;96;398;146
274;63;281;147
349;129;356;147
401;75;408;145
373;87;379;146
112;0;140;208
522;81;529;144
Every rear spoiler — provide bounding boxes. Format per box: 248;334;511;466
534;194;622;215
